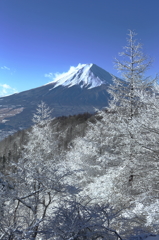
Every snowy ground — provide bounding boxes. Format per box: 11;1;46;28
129;234;159;240
147;236;159;240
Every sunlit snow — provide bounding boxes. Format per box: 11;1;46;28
46;63;109;89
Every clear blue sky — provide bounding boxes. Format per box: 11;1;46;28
0;0;159;96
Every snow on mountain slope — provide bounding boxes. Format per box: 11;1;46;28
0;63;115;137
46;63;113;89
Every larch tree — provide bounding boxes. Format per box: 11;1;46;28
105;30;155;186
65;31;159;229
108;30;153;119
23;101;53;162
101;31;158;227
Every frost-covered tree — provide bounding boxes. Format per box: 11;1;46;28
0;102;129;239
108;30;154;119
42;198;124;240
105;30;158;208
23;101;53;162
66;31;159;230
0;101;72;240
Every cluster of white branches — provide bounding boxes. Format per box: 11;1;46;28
66;30;159;231
0;102;72;239
0;102;126;240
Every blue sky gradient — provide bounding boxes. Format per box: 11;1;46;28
0;0;159;96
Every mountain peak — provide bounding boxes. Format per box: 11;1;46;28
0;63;115;137
47;63;113;89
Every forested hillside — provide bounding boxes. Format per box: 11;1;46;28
0;111;93;170
0;31;159;240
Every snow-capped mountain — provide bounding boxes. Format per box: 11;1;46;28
47;63;113;89
0;63;116;136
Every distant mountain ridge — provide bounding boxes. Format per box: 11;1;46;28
0;63;116;138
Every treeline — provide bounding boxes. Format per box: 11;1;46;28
0;112;93;171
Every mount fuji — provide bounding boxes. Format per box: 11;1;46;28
47;63;113;89
0;63;116;135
